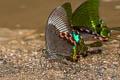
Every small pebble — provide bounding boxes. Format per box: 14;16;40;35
96;72;103;77
111;40;118;43
63;70;67;73
0;59;5;64
117;35;120;38
111;74;117;79
40;33;45;37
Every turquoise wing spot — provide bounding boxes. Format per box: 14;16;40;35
73;32;79;43
73;45;76;49
99;18;102;23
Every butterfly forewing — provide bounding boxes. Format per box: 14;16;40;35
72;0;99;27
47;6;71;33
62;2;72;25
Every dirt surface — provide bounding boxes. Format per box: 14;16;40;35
0;0;120;80
0;28;120;80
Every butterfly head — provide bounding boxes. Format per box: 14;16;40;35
99;19;111;40
99;24;111;40
92;19;111;40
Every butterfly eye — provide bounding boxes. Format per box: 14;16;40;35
96;24;101;28
99;18;102;23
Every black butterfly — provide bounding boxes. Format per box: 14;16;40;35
45;5;88;62
64;0;120;41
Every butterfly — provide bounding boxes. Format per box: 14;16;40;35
45;4;88;62
71;0;111;41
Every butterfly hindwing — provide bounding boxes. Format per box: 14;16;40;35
46;24;73;57
45;6;73;59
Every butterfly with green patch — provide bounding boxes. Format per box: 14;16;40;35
45;3;88;62
72;0;111;40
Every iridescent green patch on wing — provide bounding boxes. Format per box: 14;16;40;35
72;32;88;61
72;0;99;27
62;2;72;25
78;39;88;54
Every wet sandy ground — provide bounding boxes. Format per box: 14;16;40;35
0;0;120;80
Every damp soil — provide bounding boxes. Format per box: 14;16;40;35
0;28;120;80
0;0;120;80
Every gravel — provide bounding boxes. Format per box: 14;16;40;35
0;28;120;80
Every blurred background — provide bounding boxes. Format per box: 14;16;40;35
0;0;120;33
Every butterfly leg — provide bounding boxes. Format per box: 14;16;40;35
74;55;79;62
94;36;109;41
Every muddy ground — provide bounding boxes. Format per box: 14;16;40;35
0;0;120;80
